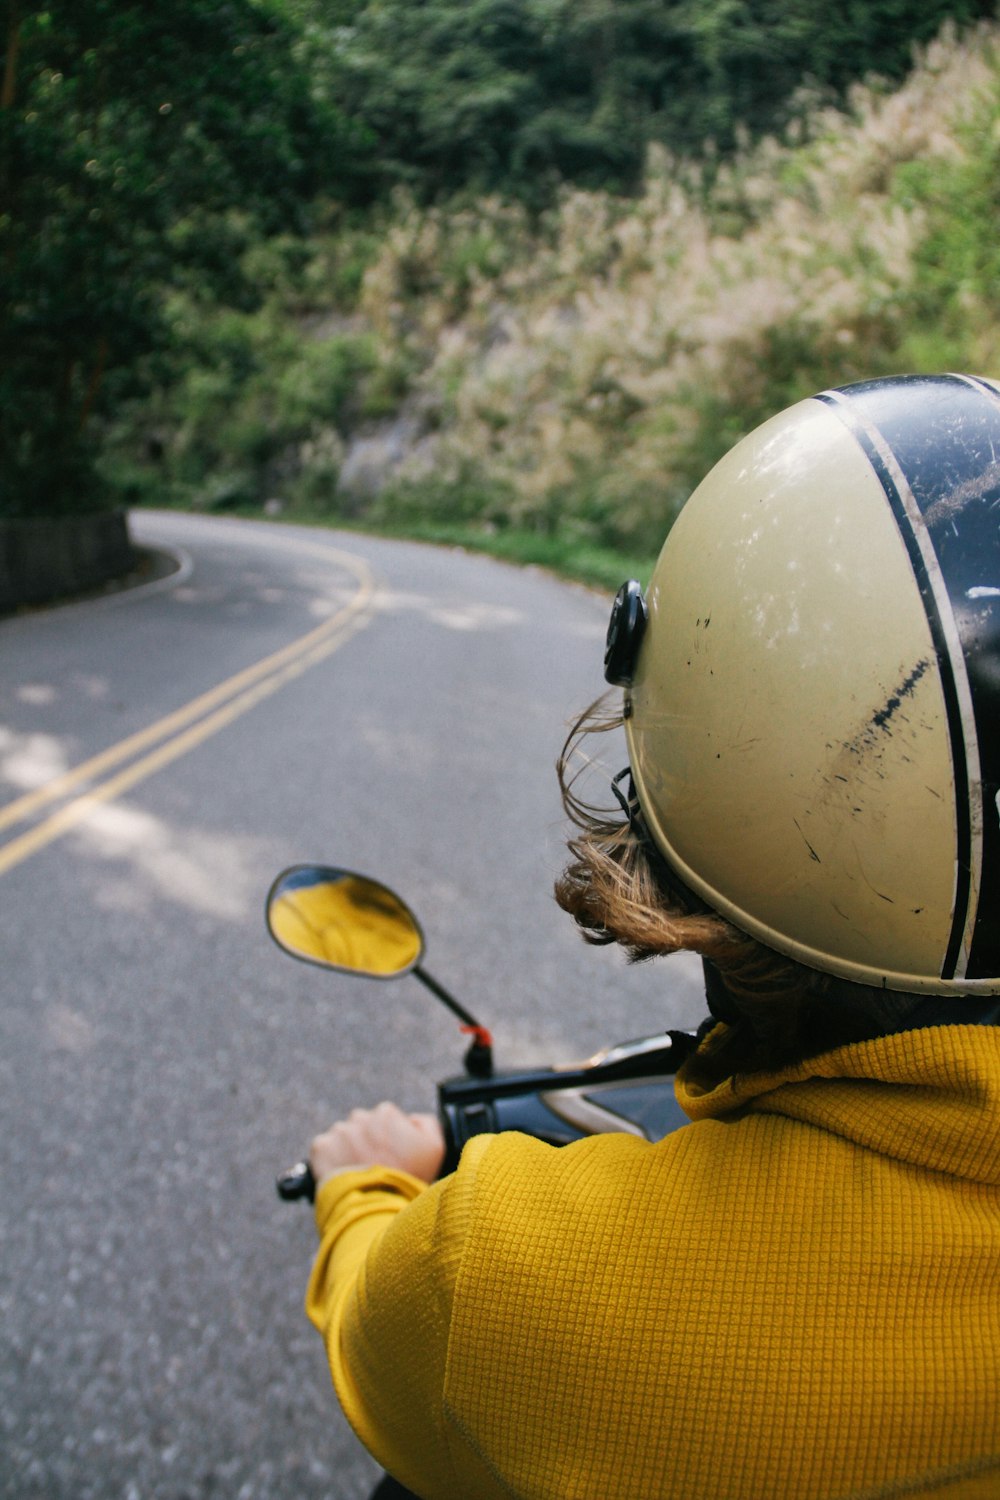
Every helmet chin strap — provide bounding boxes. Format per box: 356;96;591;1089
702;958;743;1025
611;765;713;918
609;765;642;829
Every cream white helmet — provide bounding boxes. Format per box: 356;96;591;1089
605;375;1000;995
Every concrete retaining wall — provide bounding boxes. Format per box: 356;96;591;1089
0;511;138;613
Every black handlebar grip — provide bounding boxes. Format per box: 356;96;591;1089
276;1160;316;1203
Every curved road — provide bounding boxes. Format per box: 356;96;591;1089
0;512;705;1500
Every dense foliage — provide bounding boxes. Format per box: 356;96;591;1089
2;0;997;532
320;0;996;201
0;0;354;516
106;20;1000;583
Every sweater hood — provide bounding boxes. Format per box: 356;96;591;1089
676;1024;1000;1186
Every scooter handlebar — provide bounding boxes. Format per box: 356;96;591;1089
276;1160;316;1203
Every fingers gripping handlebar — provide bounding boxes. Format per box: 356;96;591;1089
275;1032;698;1203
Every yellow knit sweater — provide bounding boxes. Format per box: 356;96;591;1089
306;1026;1000;1499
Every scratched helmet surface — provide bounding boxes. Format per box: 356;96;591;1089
621;374;1000;994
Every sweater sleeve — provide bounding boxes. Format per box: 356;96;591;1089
304;1137;494;1499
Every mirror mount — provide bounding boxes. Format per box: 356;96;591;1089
462;1030;495;1079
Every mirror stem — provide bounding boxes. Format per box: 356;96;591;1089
414;964;483;1028
414;964;494;1077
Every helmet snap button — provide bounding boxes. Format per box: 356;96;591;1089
604;581;648;686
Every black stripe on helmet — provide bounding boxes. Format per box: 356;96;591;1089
818;374;1000;984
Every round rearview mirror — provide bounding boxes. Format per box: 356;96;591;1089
266;865;424;979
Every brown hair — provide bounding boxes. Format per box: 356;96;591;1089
554;697;922;1085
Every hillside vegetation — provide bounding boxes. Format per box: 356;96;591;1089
107;19;1000;584
294;0;994;202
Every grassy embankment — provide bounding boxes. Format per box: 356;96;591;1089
112;21;1000;594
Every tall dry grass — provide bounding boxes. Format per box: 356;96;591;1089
343;20;1000;553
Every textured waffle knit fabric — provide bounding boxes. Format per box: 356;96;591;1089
306;1025;1000;1499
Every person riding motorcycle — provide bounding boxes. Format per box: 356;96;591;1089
303;375;1000;1499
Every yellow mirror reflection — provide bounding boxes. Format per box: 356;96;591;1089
267;868;423;978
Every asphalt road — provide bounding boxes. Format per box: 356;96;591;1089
0;511;706;1500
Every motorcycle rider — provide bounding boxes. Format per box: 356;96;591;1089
305;375;1000;1499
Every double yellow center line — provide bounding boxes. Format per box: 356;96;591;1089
0;546;377;878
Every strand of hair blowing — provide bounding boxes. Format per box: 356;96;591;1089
553;698;909;1082
554;697;776;972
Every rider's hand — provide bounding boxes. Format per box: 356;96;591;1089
309;1101;446;1187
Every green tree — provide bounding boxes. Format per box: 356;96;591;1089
311;0;686;200
516;1;693;191
0;0;355;517
312;0;997;203
317;0;546;200
663;0;998;147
